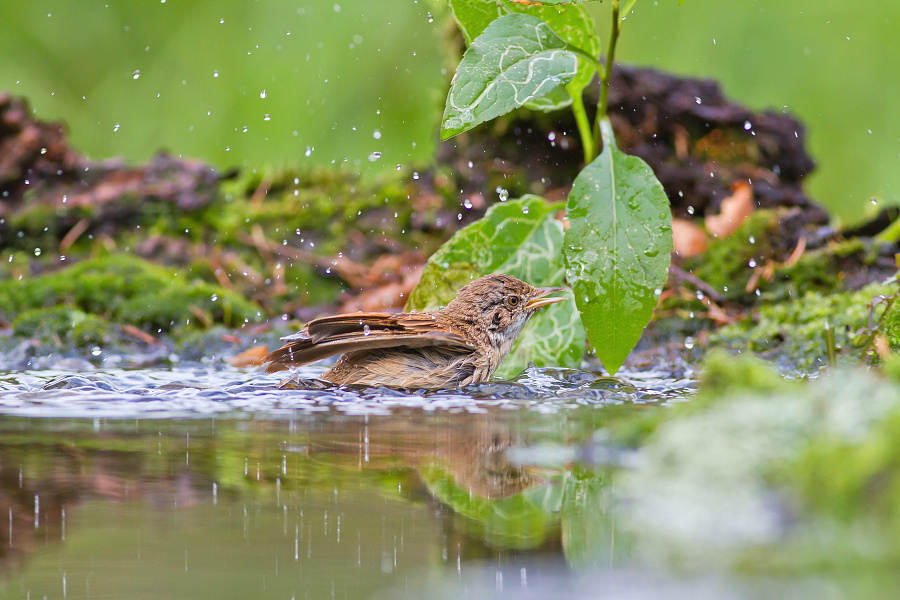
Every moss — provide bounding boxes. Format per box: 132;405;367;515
780;408;900;526
0;253;262;333
618;365;900;570
683;209;782;300
12;306;111;347
711;282;897;370
694;349;790;401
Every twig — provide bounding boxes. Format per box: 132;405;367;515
668;264;728;305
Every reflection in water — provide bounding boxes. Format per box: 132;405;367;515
0;410;610;599
0;365;711;598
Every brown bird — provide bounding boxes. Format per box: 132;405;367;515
263;274;567;389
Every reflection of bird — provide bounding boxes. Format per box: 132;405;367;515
263;274;566;388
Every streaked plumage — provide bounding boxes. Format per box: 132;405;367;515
263;274;566;388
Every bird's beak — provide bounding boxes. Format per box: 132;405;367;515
525;287;567;310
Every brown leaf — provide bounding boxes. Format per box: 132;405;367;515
339;264;423;312
228;345;269;368
705;182;754;238
671;218;708;258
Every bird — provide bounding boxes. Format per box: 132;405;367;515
262;274;567;389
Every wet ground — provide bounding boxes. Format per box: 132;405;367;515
0;365;889;599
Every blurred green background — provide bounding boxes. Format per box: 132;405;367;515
1;0;897;223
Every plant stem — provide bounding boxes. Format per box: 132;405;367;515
571;92;595;164
593;0;622;154
565;44;604;70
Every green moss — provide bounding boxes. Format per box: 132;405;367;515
781;408;900;525
694;349;790;401
619;365;900;570
0;253;262;333
12;306;112;347
711;282;897;370
683;209;782;300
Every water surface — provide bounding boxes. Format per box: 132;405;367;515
0;364;707;599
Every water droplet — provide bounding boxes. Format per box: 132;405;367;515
412;172;420;180
871;197;878;205
242;125;248;133
91;346;102;356
368;151;382;162
372;130;381;140
748;236;756;244
522;206;529;215
34;248;41;256
264;114;271;121
743;121;752;131
748;258;757;268
696;290;705;300
211;293;218;302
305;146;313;157
684;336;694;349
132;70;140;79
363;325;370;336
213;70;219;78
463;199;473;210
694;96;702;105
113;123;120;132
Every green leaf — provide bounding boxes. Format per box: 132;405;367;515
507;0;601;5
508;3;600;112
448;0;503;45
563;119;673;374
447;2;600;113
441;13;579;140
407;195;586;376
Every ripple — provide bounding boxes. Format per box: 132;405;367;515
0;364;696;419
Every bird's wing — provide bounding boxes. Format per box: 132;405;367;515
263;311;474;374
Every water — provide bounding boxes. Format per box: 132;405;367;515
0;365;712;599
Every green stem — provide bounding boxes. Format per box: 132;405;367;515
571;92;595;164
593;0;622;154
621;0;639;18
566;44;604;70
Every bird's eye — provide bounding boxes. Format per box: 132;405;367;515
507;296;519;307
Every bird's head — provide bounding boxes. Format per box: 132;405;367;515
444;274;567;357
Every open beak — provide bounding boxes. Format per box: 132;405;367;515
525;287;567;311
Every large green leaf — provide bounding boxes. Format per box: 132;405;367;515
441;13;578;140
511;3;600;112
563;119;673;375
407;195;585;377
448;0;503;45
448;2;600;112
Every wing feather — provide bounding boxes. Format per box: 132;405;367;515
263;311;473;374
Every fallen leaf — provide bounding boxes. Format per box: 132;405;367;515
671;218;708;258
120;324;159;345
228;345;269;368
705;182;754;238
